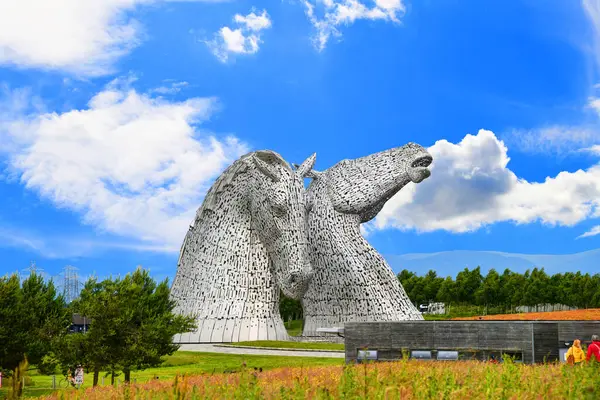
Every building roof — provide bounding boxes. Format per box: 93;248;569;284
72;313;91;325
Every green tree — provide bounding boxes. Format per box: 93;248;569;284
422;270;444;303
521;268;552;307
397;270;417;301
397;270;416;285
74;268;196;383
454;267;483;304
0;273;69;397
279;293;303;322
406;275;426;305
0;275;23;376
475;268;500;306
437;276;457;304
62;278;119;386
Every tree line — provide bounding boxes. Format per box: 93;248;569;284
277;266;600;322
398;267;600;309
0;268;194;396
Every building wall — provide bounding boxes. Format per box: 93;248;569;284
344;321;600;364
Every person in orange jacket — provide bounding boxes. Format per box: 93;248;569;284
565;339;585;364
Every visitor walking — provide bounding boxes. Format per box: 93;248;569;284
74;365;84;388
565;339;585;364
586;335;600;362
66;368;75;387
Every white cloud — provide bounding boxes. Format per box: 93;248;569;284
0;0;224;77
0;225;178;259
504;125;600;155
578;225;600;238
503;5;600;156
583;144;600;154
0;78;249;249
149;81;189;95
374;129;600;237
589;96;600;114
207;10;272;62
303;0;406;51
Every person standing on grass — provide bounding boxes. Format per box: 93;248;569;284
566;339;585;364
66;368;75;386
586;335;600;362
74;365;84;388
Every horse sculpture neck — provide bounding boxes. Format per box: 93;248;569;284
171;160;289;343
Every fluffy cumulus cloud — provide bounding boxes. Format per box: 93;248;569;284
207;10;272;62
303;0;406;50
0;78;248;249
0;0;223;76
373;130;600;238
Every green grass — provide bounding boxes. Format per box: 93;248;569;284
230;341;344;351
284;319;303;336
421;304;517;320
3;351;343;398
423;314;453;320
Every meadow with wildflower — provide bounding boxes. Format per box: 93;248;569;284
0;352;344;399
33;358;600;400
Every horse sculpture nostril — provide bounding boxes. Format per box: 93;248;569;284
411;155;432;168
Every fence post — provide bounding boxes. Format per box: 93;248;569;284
22;377;25;389
102;376;104;385
52;375;56;389
134;378;137;384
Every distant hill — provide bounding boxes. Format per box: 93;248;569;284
384;248;600;277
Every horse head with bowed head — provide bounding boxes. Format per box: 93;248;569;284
171;150;316;343
247;150;316;298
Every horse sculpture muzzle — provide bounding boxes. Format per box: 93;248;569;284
408;153;433;183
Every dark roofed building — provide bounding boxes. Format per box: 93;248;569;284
70;313;91;333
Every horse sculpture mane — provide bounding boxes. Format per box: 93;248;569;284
171;150;315;343
196;151;290;217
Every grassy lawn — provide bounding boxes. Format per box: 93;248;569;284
4;351;343;398
229;341;344;351
284;319;303;336
423;314;453;320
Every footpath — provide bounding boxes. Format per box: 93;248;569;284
179;343;345;358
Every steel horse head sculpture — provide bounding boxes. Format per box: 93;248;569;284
295;143;433;335
171;150;316;342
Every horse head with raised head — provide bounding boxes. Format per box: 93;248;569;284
301;143;432;223
294;143;433;335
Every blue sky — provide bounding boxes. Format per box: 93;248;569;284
1;0;600;283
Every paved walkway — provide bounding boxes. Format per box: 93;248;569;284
179;343;345;358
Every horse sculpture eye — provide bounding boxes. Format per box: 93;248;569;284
272;204;286;217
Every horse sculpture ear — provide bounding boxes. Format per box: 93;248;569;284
294;153;317;178
252;152;281;182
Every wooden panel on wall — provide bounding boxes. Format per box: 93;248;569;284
390;322;434;349
534;322;559;363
